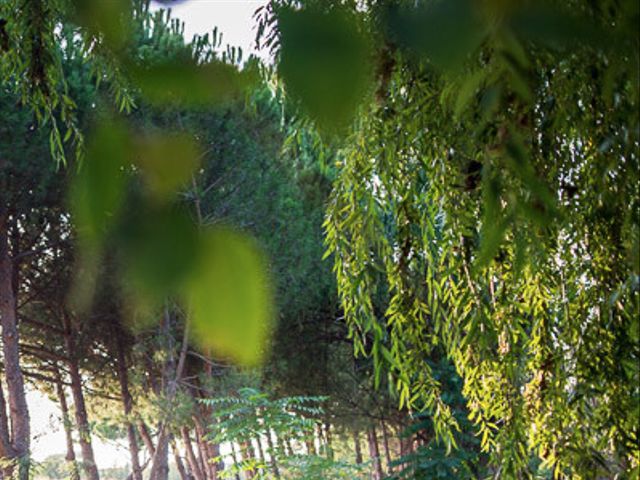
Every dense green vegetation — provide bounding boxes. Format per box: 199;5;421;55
0;0;637;479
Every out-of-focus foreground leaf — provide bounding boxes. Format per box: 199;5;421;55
385;0;486;72
130;58;255;107
277;6;372;132
185;228;273;366
118;204;200;320
69;121;130;247
133;132;200;200
71;0;131;49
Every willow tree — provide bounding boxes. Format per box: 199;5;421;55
266;0;639;477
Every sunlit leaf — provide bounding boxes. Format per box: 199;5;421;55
278;6;372;132
185;227;273;366
133;132;200;200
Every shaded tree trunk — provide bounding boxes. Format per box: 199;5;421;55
265;429;280;478
229;442;241;480
149;427;170;480
55;371;80;480
171;437;189;480
367;426;383;480
182;426;205;480
0;211;30;480
381;421;393;474
63;315;100;480
353;429;363;464
115;330;142;480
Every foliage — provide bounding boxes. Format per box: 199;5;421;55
202;387;324;447
264;0;640;477
280;454;368;479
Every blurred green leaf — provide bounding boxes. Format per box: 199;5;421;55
72;0;131;50
130;58;252;107
119;204;200;315
386;0;487;72
69;121;130;246
509;5;611;51
185;227;273;366
133;132;200;200
278;6;372;132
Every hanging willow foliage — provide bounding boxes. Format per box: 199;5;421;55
264;0;640;477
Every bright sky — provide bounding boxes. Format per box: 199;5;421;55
31;0;265;467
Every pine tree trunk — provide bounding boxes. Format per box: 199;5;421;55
55;372;80;480
230;442;241;480
265;429;280;478
149;427;170;480
353;429;363;464
182;426;205;480
367;426;383;480
63;315;100;480
194;417;215;480
381;421;393;474
0;211;30;480
115;331;142;480
171;437;189;480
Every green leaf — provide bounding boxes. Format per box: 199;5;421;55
386;0;487;72
133;132;200;200
130;58;253;107
185;227;273;366
118;203;200;319
278;6;372;132
69;121;130;247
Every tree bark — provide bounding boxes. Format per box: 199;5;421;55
182;426;205;480
264;429;280;478
55;371;80;480
0;211;30;479
381;421;393;474
64;325;100;480
353;429;363;464
149;427;170;480
171;437;189;480
367;426;383;480
115;330;142;480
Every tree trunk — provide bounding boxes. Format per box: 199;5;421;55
149;427;170;480
138;420;156;457
240;440;256;479
265;429;280;478
182;426;205;480
367;426;383;480
115;330;142;480
353;429;363;464
55;372;80;480
194;418;214;480
0;211;30;479
63;316;99;480
381;421;393;474
229;442;241;480
324;422;333;459
171;437;189;480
